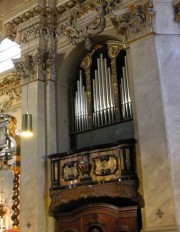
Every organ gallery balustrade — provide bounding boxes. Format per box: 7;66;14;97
48;140;143;217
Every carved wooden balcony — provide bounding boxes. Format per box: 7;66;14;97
48;140;142;218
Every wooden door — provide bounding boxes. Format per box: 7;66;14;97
57;204;138;232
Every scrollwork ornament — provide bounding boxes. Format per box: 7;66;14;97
61;0;107;49
81;54;92;69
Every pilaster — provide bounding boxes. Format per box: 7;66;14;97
13;4;57;231
129;34;177;232
128;1;180;231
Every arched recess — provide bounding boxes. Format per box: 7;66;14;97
55;35;132;152
56;42;89;152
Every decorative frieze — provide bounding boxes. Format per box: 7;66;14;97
3;0;156;48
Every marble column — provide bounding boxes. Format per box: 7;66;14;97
127;1;180;231
153;0;180;230
129;33;178;232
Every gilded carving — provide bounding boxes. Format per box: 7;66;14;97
93;155;118;176
85;70;93;129
62;160;79;181
80;44;102;69
107;43;126;59
110;0;155;42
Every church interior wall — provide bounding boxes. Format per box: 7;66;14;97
0;0;179;231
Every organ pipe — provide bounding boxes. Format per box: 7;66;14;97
74;70;88;132
120;56;132;119
74;53;132;132
93;54;115;126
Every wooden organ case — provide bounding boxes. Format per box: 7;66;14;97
49;41;143;231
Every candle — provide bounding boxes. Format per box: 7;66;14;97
6;215;8;229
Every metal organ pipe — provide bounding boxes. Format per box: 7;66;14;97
120;56;132;119
93;54;115;127
74;70;88;132
74;54;132;132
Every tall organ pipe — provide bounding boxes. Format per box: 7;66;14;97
120;56;132;119
74;70;88;132
92;54;115;126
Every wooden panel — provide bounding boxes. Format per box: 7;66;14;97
58;204;138;232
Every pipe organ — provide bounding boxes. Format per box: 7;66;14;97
72;42;132;133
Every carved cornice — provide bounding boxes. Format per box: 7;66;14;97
0;74;21;113
110;1;155;42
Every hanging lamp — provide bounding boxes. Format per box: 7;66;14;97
21;112;33;137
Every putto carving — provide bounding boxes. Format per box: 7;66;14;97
111;1;155;41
